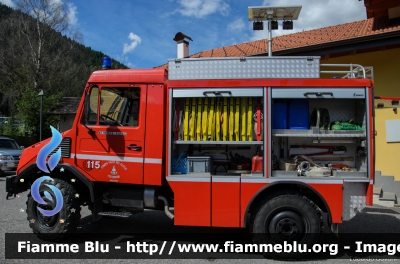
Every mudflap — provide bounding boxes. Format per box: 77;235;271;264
6;175;16;200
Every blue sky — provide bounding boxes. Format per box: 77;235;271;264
1;0;367;68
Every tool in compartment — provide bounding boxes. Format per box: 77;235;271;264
298;161;310;175
292;155;332;177
230;152;251;170
253;98;262;141
200;152;230;174
310;108;330;129
251;146;263;173
290;145;347;157
296;156;354;162
329;163;349;169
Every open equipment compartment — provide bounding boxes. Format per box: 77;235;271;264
270;87;369;178
169;87;265;177
167;56;321;179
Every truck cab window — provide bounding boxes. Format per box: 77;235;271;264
83;86;99;125
99;87;140;127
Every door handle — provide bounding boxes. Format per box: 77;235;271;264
303;92;333;97
203;91;232;96
127;144;142;151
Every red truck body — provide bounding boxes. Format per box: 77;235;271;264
8;56;374;256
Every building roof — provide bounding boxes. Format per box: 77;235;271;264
51;97;81;115
195;16;400;57
158;16;400;69
364;0;400;19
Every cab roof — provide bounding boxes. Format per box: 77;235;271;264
88;69;167;84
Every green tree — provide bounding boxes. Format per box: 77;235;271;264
0;0;80;138
16;86;62;139
0;1;128;139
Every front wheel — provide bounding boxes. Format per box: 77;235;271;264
26;178;81;241
251;194;322;259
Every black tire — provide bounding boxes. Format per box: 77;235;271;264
252;194;322;259
26;178;81;241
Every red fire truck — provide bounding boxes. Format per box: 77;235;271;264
6;55;374;255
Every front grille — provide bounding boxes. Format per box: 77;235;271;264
49;137;71;158
12;156;20;161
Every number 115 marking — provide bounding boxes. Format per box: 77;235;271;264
87;160;100;169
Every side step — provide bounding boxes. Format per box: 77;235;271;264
380;192;396;201
98;211;132;218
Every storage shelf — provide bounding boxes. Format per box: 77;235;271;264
173;140;263;145
272;129;366;138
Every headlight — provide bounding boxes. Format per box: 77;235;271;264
0;154;13;160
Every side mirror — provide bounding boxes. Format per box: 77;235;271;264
20;146;25;150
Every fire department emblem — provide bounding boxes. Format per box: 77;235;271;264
110;166;118;175
101;161;127;182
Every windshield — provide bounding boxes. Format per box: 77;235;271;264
0;139;20;150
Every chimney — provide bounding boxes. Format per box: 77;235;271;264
173;32;193;59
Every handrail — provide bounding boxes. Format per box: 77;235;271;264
320;64;366;79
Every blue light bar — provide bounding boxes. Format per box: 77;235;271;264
102;57;112;69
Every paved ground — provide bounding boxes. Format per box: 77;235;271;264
1;172;400;263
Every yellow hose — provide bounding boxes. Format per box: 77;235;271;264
202;98;208;140
215;98;221;141
247;98;253;141
208;98;215;141
234;98;240;141
183;98;189;141
196;98;202;141
229;98;234;141
222;98;228;141
241;98;247;141
189;98;196;141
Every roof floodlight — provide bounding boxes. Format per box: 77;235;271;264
253;21;264;30
271;20;278;30
283;20;293;30
248;6;301;57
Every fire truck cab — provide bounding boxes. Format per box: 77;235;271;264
7;56;374;257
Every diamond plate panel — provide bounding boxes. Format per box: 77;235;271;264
342;182;367;221
168;57;320;80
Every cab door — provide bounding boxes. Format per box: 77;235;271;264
75;85;147;184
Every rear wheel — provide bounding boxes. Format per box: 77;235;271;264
252;194;322;259
26;178;81;241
